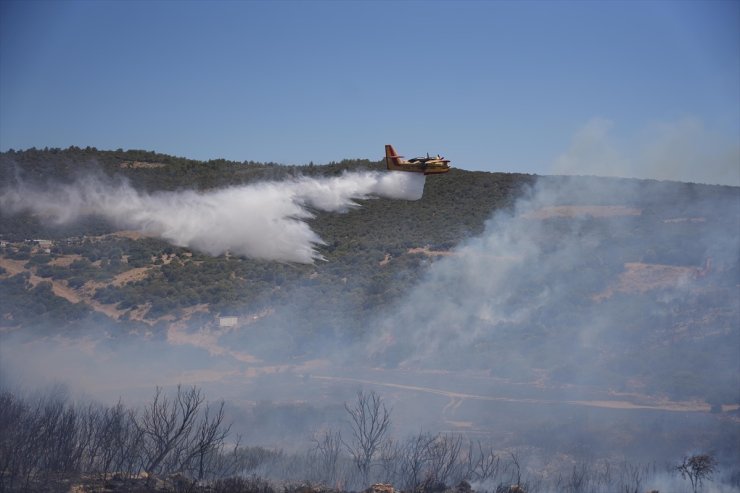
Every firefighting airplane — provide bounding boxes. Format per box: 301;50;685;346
385;144;451;175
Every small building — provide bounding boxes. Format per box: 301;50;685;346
31;239;53;254
218;316;238;328
34;239;53;249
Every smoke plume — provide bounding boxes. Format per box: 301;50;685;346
0;171;425;263
553;117;740;186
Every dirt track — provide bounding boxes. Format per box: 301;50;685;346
0;257;83;303
594;262;701;301
311;374;731;414
1;257;126;320
522;205;642;220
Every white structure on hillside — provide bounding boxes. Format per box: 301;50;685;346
218;316;238;328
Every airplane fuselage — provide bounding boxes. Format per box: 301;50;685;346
385;145;450;175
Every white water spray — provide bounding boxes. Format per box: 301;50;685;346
0;171;425;263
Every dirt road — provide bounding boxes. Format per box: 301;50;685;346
311;374;727;414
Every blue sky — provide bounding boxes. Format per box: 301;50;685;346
1;0;738;184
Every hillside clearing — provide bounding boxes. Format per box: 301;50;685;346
523;205;642;219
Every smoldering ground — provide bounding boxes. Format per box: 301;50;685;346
1;170;739;490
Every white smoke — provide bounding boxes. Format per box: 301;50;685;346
553;116;740;186
0;171;426;263
369;174;740;378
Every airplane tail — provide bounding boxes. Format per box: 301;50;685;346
385;144;403;170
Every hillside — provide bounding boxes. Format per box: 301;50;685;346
0;147;531;329
1;147;739;488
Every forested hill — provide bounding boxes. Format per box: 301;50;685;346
0;146;737;336
1;146;739;406
0;146;532;331
0;146;532;243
